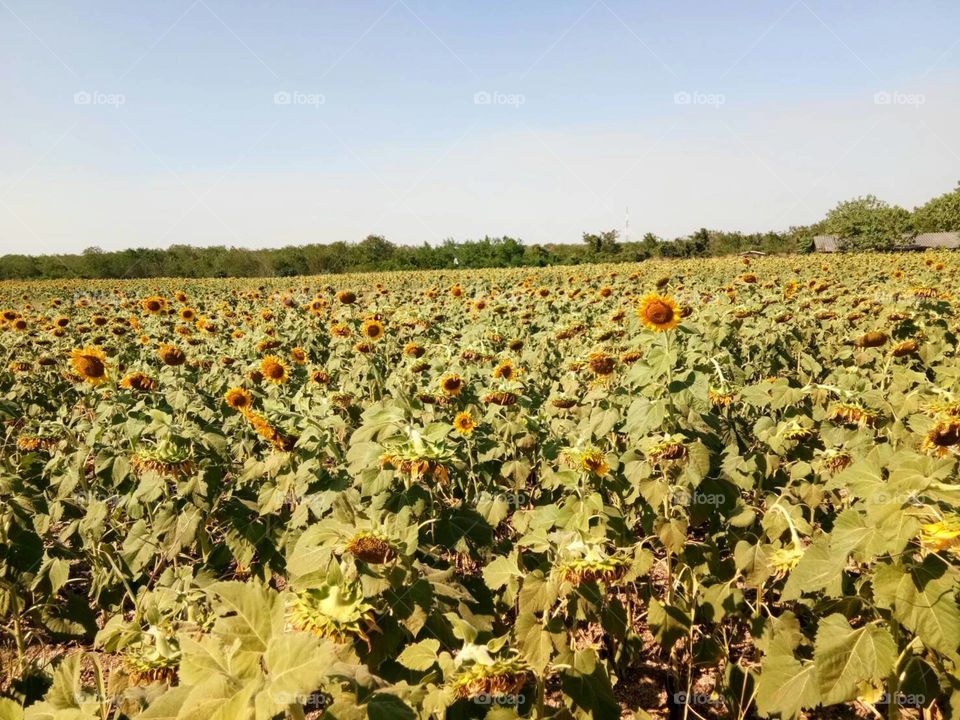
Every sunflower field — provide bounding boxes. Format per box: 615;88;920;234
1;252;960;720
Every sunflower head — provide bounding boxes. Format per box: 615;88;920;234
69;346;108;384
453;410;475;435
439;373;464;397
224;386;253;411
290;347;307;364
492;358;516;381
922;418;960;457
120;371;157;392
361;318;385;341
287;581;376;644
450;658;531;701
637;293;679;331
157;344;186;366
891;339;919;357
828;402;880;428
854;331;888;348
919;517;960;553
587;351;615;377
345;532;396;564
260;355;289;384
336;290;357;305
142;296;168;314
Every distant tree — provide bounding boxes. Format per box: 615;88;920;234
823;195;913;251
582;229;619;253
912;183;960;232
638;232;661;257
357;234;395;267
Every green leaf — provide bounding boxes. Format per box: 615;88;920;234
515;612;554;673
210;581;283;653
781;537;845;601
873;557;960;657
395;639;441;672
482;553;520;591
813;614;896;705
755;652;820;720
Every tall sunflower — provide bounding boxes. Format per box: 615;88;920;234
361;317;385;341
69;346;108;385
439;373;464;397
637;293;679;331
224;386;253;411
260;355;289;384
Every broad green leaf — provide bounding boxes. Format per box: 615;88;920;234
813;614;895;705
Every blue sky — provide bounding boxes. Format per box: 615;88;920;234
1;1;958;254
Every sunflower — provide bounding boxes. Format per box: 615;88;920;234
708;387;734;408
12;318;28;331
854;331;887;348
578;448;609;477
637;293;679;331
891;339;919;357
587;352;615;377
450;659;531;701
290;347;307;364
345;532;396;564
918;517;960;553
69;346;108;384
361;318;385;341
921;418;960;457
142;296;168;314
439;373;464;397
492;358;516;381
336;290;357;305
260;356;288;384
179;307;196;321
157;344;186;366
120;371;157;392
224;386;253;411
453;410;475;435
403;342;425;358
828;402;879;428
287;582;376;645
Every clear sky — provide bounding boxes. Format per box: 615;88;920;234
1;1;958;255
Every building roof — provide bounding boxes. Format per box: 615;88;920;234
913;232;960;249
813;235;839;252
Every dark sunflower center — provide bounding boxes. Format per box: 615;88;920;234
645;301;673;324
78;355;105;378
147;301;161;311
933;427;960;446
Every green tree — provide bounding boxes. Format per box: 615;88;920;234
823;195;913;251
912;183;960;232
582;229;619;254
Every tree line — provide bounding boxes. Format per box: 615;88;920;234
2;184;958;280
